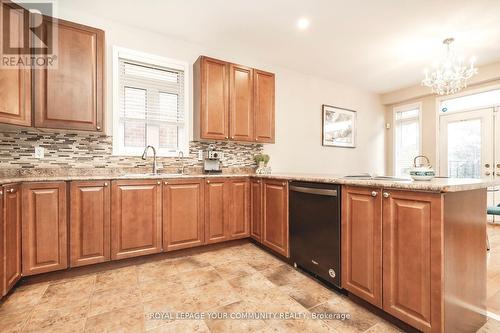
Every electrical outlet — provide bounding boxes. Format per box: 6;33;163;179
198;150;203;161
34;146;44;159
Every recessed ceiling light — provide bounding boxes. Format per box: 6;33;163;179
297;18;310;30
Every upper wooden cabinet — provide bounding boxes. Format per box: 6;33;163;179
1;184;22;296
262;179;289;257
22;182;68;276
229;64;254;141
69;181;110;267
194;56;275;143
33;17;104;131
341;186;382;307
253;70;275;143
194;56;229;140
111;180;162;260
0;1;31;127
163;179;205;251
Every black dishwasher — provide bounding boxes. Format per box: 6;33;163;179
289;181;341;288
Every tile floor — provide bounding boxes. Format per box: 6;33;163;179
0;240;498;333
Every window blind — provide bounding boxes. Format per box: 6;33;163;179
394;107;420;176
118;58;185;152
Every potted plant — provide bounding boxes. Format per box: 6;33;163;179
254;154;270;174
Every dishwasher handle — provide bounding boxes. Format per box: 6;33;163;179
289;185;338;197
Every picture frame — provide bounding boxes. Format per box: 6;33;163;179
322;104;357;148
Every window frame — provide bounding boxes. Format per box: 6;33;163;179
112;46;190;157
392;102;423;176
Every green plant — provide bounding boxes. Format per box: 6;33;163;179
254;154;270;165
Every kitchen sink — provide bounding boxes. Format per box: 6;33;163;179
342;175;411;182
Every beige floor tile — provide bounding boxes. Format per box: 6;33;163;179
94;266;139;292
146;319;210;333
24;303;89;333
363;321;403;332
36;276;95;310
139;275;185;302
85;303;144;333
143;297;178;331
264;318;334;333
0;283;48;314
311;297;380;333
228;272;276;293
0;307;33;333
192;248;240;267
213;261;258;280
261;264;307;287
245;254;288;272
179;266;222;289
137;260;179;283
478;318;500;333
279;277;338;309
204;300;267;333
187;280;241;312
88;286;141;317
174;256;211;273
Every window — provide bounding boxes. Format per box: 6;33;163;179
113;47;189;156
440;89;500;114
393;103;421;177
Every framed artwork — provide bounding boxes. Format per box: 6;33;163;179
322;104;357;148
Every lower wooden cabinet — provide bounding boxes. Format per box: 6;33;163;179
205;179;229;244
250;179;263;241
228;179;250;239
1;184;22;296
22;182;68;276
382;190;442;332
111;180;162;260
70;181;111;267
262;179;289;257
163;179;205;251
341;186;383;307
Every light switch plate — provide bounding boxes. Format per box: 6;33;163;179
34;146;44;159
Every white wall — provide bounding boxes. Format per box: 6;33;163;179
57;5;385;175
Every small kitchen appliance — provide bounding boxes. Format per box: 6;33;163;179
203;144;222;174
409;155;436;181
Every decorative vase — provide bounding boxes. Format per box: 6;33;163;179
256;161;266;174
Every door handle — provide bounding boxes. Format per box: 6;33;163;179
486;171;492;176
371;191;378;197
289;186;337;197
383;192;390;198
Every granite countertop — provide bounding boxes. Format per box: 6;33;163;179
0;171;498;192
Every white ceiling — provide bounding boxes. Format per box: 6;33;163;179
57;0;500;93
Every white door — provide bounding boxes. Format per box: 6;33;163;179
494;107;500;222
440;107;498;221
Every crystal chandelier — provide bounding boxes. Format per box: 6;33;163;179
422;38;477;95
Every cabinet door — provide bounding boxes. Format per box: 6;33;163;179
228;179;250;239
341;186;382;307
2;184;22;295
33;17;104;131
0;2;31;126
205;179;229;244
382;190;442;332
262;179;289;257
198;57;229;140
250;179;263;241
253;70;275;143
163;179;204;251
70;181;110;267
229;64;254;141
22;182;67;276
111;180;162;260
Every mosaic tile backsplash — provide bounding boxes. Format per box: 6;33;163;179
0;126;263;171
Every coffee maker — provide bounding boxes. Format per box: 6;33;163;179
203;145;222;173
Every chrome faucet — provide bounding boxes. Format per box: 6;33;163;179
142;145;158;174
177;151;185;174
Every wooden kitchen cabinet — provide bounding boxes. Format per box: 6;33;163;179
33;17;104;131
163;179;205;251
382;190;442;333
194;55;275;143
229;64;254;141
250;178;263;241
228;178;250;239
262;179;289;257
0;1;31;127
1;184;22;296
341;186;383;307
69;181;110;267
22;182;67;276
194;56;229;140
111;180;162;260
204;178;229;243
253;70;275;143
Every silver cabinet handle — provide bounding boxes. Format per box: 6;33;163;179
207;180;211;184
9;188;15;193
383;192;390;198
104;182;108;187
486;171;492;176
96;126;101;130
371;191;378;197
497;163;500;169
0;190;3;195
164;181;168;185
157;181;161;185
